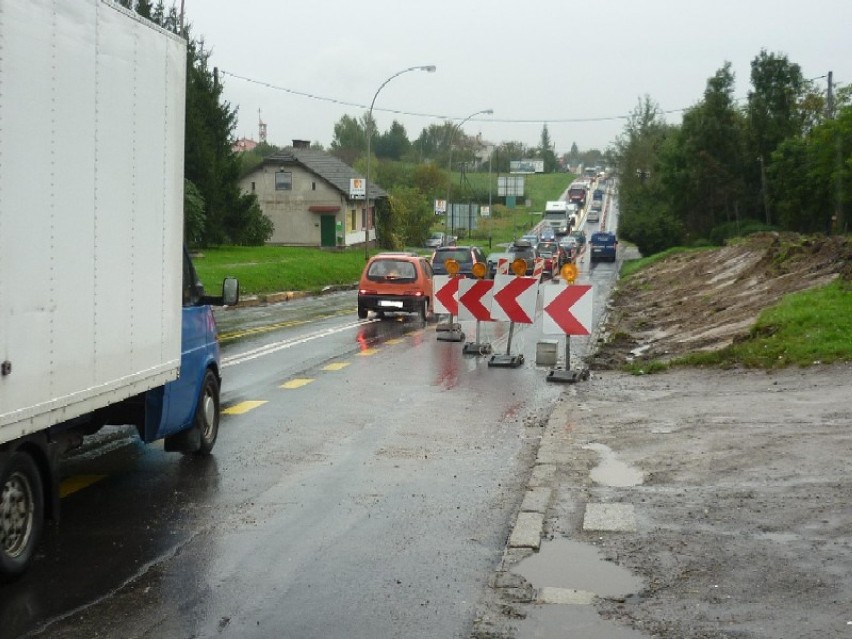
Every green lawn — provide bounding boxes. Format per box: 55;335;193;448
438;172;576;252
193;172;575;295
192;246;369;297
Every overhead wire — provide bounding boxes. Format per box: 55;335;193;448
221;69;645;124
220;69;842;128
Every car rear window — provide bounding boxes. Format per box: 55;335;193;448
367;259;417;282
591;233;616;245
509;246;535;259
434;248;473;264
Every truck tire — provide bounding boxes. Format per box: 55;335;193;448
194;370;220;456
0;452;44;581
357;304;367;319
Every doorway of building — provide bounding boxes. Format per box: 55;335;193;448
320;215;336;247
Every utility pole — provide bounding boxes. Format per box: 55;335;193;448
826;71;835;119
827;71;845;234
758;155;771;226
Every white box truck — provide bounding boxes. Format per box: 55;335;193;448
543;200;572;236
0;0;237;579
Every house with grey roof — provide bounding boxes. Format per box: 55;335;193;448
238;140;387;247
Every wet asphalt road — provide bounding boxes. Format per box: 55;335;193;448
0;197;621;639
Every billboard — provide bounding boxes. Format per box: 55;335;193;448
349;178;366;199
510;159;544;174
498;176;525;197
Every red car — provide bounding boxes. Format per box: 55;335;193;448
535;240;566;277
358;253;434;320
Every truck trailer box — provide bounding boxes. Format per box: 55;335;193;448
0;0;186;442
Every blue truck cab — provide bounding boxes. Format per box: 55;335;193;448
0;250;237;579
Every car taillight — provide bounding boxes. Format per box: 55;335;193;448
360;288;378;295
404;290;424;297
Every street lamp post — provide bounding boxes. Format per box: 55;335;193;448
445;109;493;239
364;65;436;260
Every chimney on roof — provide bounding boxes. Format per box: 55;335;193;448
292;139;310;149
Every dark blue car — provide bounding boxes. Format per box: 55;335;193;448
589;231;617;263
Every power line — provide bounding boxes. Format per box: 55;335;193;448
220;69;643;124
220;69;844;128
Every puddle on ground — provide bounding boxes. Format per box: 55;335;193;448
516;604;649;639
583;443;644;487
513;538;644;598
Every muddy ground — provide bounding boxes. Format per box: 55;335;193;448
475;233;852;638
550;365;852;638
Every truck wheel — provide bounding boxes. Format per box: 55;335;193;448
0;452;44;581
194;370;220;456
357;304;367;319
418;299;428;321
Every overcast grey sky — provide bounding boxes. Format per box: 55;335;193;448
187;0;851;155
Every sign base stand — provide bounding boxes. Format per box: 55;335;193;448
436;321;461;332
437;328;465;342
546;367;589;383
488;353;524;368
462;341;492;355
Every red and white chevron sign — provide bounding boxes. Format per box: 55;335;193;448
542;284;593;335
497;258;510;276
532;258;544;279
491;274;539;324
457;278;494;321
433;275;460;315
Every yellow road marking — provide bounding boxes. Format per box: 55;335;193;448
323;362;350;371
281;378;314;389
385;338;404;345
60;475;106;498
218;309;354;343
223;400;268;415
219;318;310;342
358;348;379;356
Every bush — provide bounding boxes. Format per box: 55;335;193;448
708;219;776;245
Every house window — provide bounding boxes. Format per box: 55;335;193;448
312;182;317;191
275;171;292;191
349;209;357;232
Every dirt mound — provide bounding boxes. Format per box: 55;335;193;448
593;232;851;369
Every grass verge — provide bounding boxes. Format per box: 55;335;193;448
619;246;716;279
677;278;852;368
192;246;369;297
625;278;852;372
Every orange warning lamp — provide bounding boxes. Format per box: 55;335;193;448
471;262;487;279
444;258;460;276
561;262;579;283
510;258;527;277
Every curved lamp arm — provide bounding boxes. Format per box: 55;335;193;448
364;65;436;259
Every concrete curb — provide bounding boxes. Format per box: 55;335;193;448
226;283;358;309
504;400;574;556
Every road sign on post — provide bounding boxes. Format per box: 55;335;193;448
543;283;593;383
488;273;539;368
436;260;464;342
542;285;592;335
491;275;538;323
459;264;494;355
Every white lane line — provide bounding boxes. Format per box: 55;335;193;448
222;320;375;368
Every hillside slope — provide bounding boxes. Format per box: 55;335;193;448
593;233;851;368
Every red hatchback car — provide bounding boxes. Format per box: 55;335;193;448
357;253;434;320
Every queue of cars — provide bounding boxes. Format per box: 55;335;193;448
358;193;611;320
